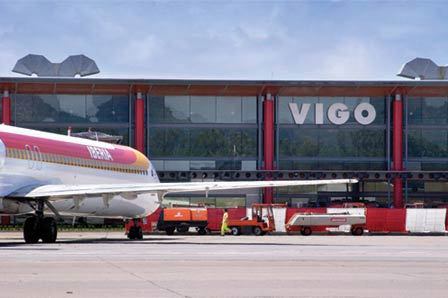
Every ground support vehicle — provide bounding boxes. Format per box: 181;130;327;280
157;208;208;235
285;212;366;236
227;204;285;236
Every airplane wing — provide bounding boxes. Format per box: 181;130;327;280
8;179;358;199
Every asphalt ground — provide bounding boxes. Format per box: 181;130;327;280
0;232;447;298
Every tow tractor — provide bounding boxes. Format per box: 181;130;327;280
227;204;285;236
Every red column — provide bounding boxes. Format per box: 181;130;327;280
392;93;404;208
2;90;11;125
134;92;145;153
263;93;275;204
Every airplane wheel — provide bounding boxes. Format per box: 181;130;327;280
198;228;207;235
136;226;143;240
253;226;263;236
300;227;312;236
41;217;58;243
127;226;136;240
23;216;40;244
231;227;241;236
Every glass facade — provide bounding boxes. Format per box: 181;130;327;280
147;95;258;170
277;96;387;171
407;97;448;167
3;87;448;207
12;94;131;145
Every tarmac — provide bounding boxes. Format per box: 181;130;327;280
0;231;448;298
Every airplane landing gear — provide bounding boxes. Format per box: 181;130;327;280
127;218;143;240
23;200;58;244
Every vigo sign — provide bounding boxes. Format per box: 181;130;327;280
288;102;376;125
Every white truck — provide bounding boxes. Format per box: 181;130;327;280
285;212;366;236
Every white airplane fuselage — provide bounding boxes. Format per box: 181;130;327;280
0;125;160;218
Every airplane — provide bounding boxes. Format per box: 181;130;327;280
0;124;357;243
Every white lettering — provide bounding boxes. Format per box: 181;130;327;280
289;101;377;125
328;103;349;125
354;102;376;125
87;146;113;161
288;102;310;124
315;103;324;125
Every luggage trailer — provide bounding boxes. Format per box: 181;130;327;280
285;212;366;236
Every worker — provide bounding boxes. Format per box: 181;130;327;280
221;208;231;236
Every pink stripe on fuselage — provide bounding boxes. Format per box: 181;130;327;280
0;131;137;165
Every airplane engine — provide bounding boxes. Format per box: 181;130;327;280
0;198;33;214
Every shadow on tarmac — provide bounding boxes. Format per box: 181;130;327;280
0;235;373;249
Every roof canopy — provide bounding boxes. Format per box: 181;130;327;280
1;77;448;97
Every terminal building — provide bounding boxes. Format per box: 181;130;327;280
1;77;448;209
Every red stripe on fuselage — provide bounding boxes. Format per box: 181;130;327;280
0;131;137;165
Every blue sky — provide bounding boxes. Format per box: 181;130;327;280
0;0;447;80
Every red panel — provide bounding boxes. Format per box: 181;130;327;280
263;97;274;204
1;216;10;225
2;93;11;125
206;208;246;231
134;95;145;153
392;95;404;208
366;208;406;233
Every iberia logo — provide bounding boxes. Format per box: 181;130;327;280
330;218;347;223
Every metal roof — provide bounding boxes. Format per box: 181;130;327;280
1;77;448;97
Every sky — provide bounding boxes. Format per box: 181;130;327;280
0;0;447;80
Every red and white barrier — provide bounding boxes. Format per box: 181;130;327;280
405;209;446;233
272;207;286;232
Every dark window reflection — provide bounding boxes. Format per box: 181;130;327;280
408;129;448;158
148;95;257;124
14;94;129;123
279;128;385;158
148;128;257;158
408;97;448;125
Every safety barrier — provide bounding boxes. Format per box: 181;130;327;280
366;208;407;233
405;209;446;233
207;208;246;231
128;207;447;234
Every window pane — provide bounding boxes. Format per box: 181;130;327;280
58;95;87;122
165;96;190;122
190;160;216;170
278;96;293;124
217;96;241;123
408;128;447;158
87;95;129;123
242;96;257;123
279;128;318;157
190;128;226;157
148;96;164;123
148;128;166;157
408;97;448;125
241;129;257;157
190;96;216;123
352;129;385;157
